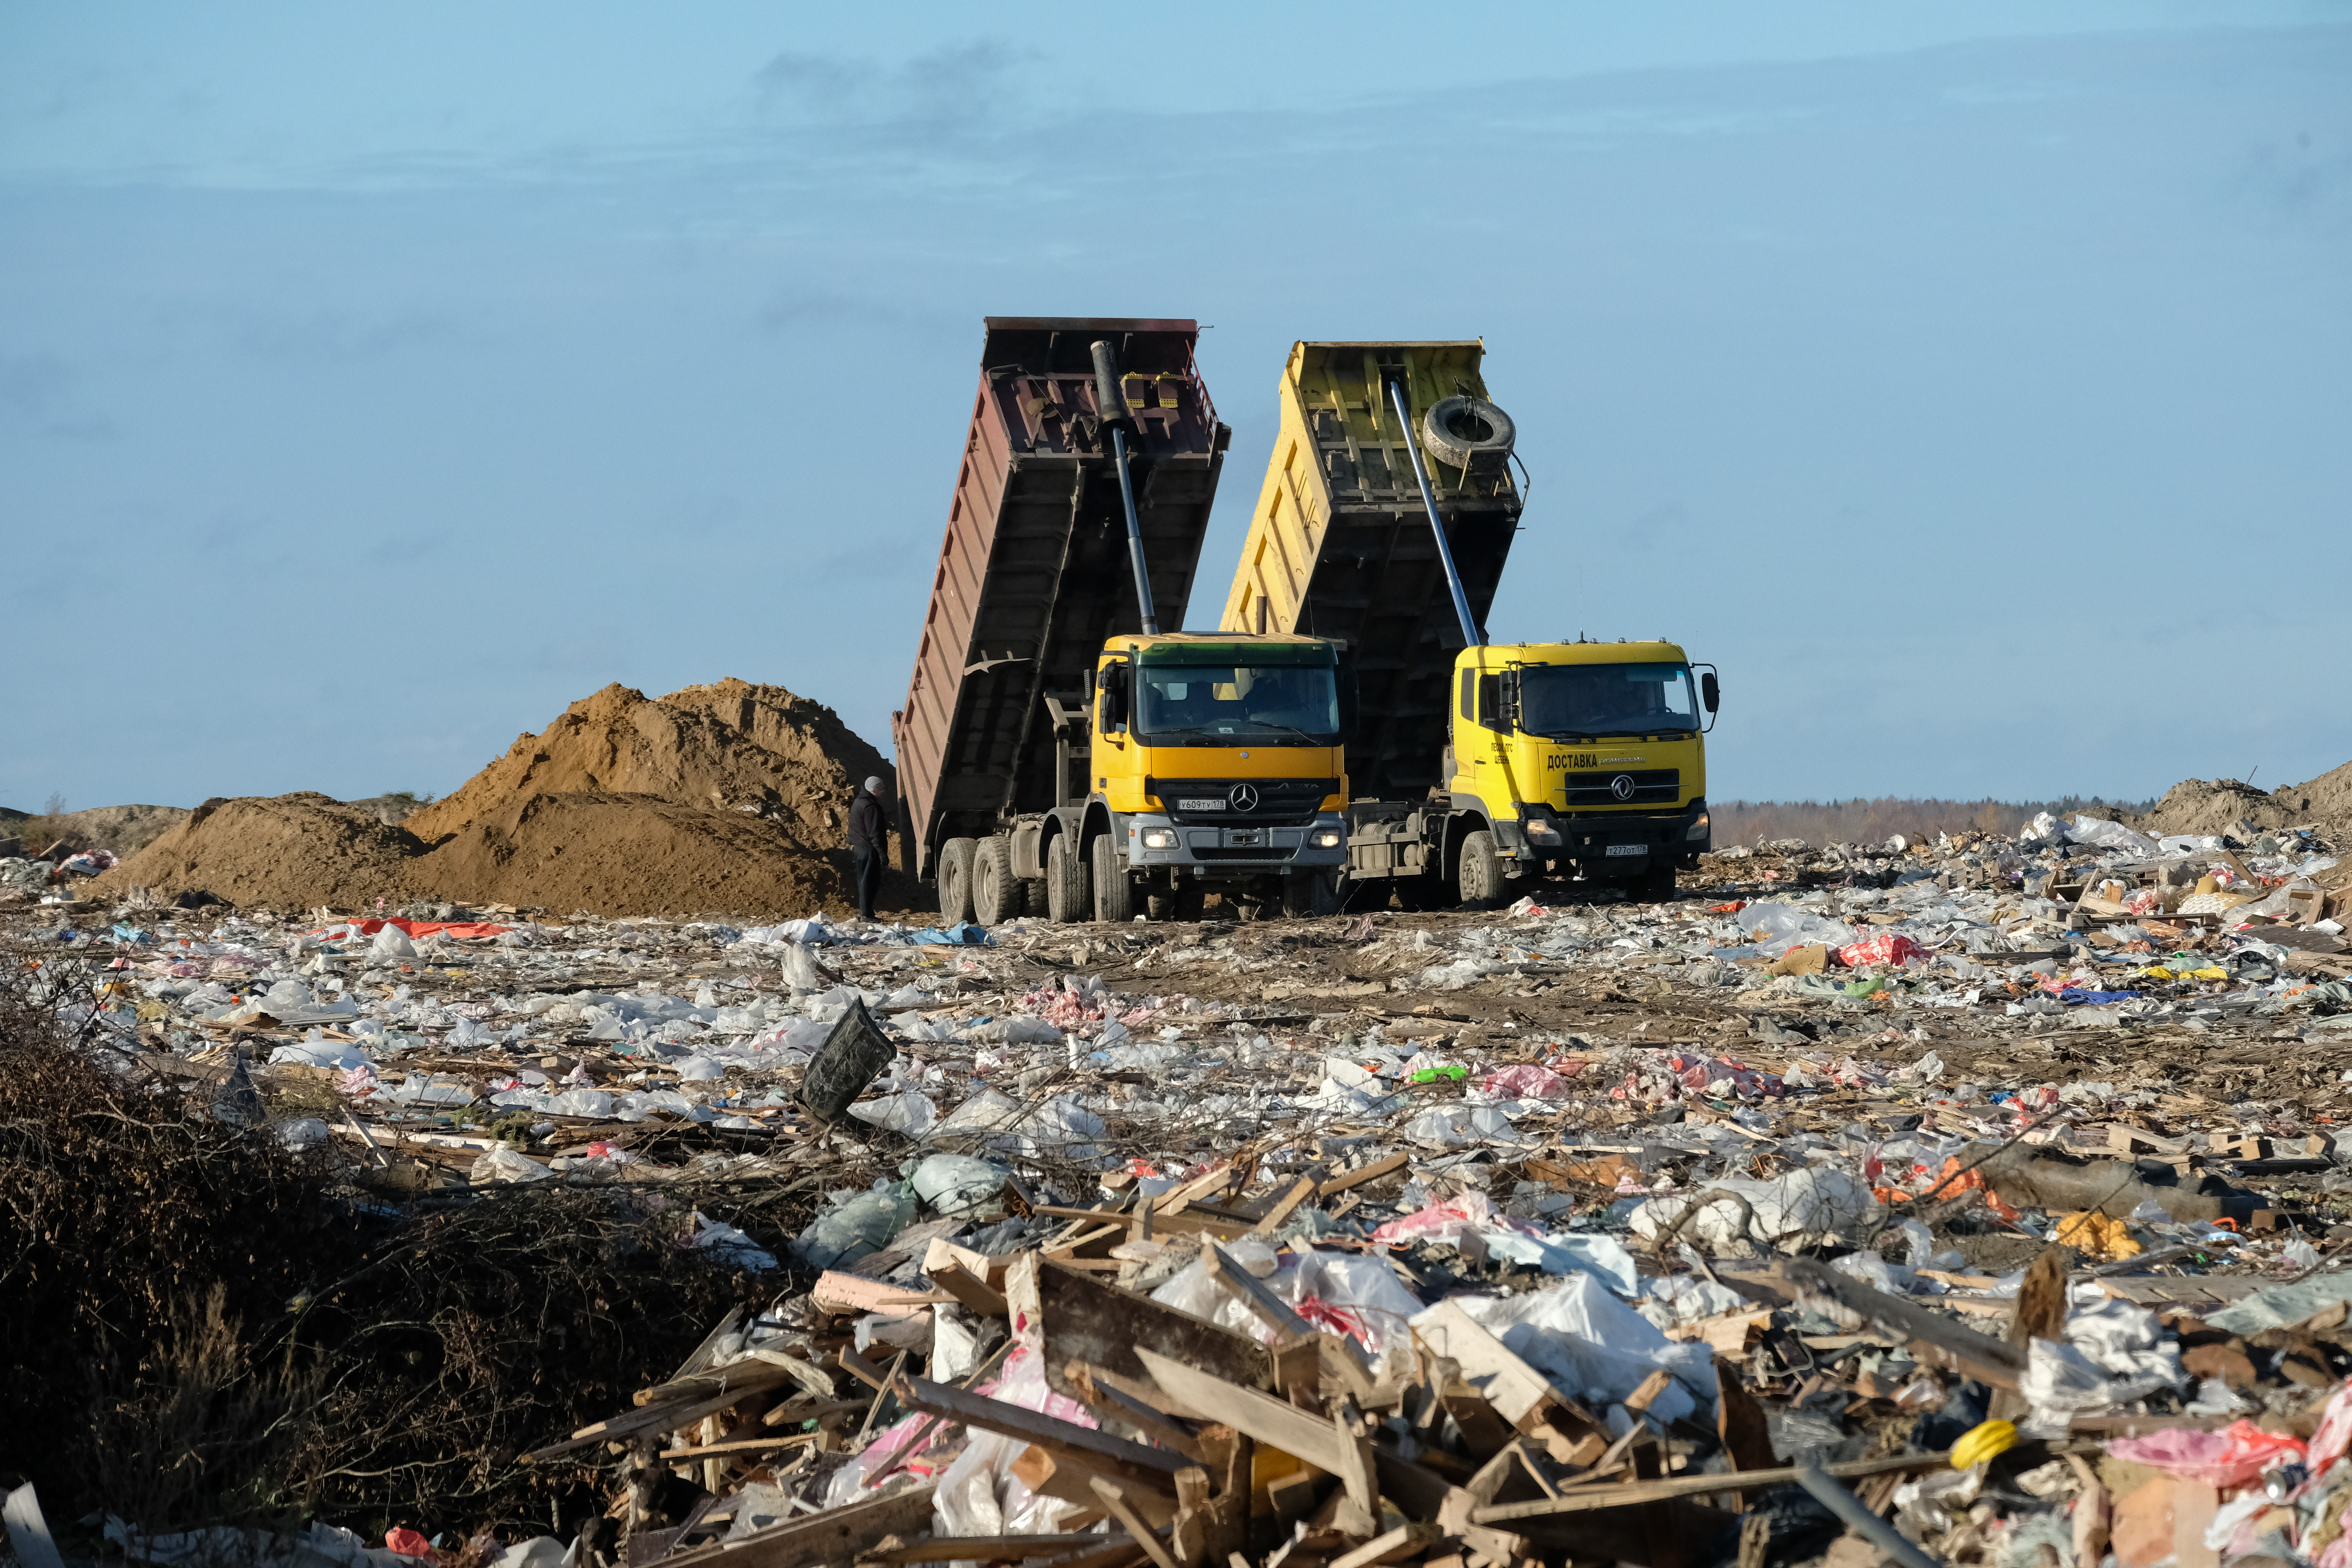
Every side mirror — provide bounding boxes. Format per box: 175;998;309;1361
1700;671;1720;713
1097;664;1129;728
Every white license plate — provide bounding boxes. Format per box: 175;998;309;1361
1604;843;1648;857
1178;799;1223;811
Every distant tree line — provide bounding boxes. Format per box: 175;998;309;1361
1711;795;2155;848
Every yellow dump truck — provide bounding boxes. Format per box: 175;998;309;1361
1220;340;1718;906
896;319;1348;928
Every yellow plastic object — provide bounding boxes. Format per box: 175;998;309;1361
1950;1419;2020;1469
2051;1210;2143;1262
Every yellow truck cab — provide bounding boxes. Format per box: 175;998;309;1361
1443;638;1717;902
1019;631;1349;922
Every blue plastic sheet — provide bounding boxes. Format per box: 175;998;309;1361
907;922;993;946
2060;989;2141;1004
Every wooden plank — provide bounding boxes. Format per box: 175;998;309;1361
1472;1451;1952;1523
926;1258;1009;1318
1067;1363;1208;1462
1318;1154;1408;1197
1132;1347;1345;1475
1037;1260;1272;1424
527;1368;797;1464
856;1535;1135;1564
1202;1244;1311;1341
891;1373;1187;1495
1251;1175;1320;1234
1328;1524;1438;1568
1779;1260;2027;1390
1406;1301;1564;1432
658;1485;936;1568
1089;1481;1183;1568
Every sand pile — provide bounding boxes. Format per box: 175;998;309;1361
101;794;429;910
93;680;897;917
404;679;887;851
2124;758;2352;846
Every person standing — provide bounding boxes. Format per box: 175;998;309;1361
847;775;890;921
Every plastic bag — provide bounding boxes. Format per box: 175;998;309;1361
469;1145;554;1184
1836;934;1927;969
792;1183;914;1269
1444;1273;1715;1423
909;1152;1008;1214
1629;1167;1881;1252
2105;1419;2307;1488
849;1090;938;1136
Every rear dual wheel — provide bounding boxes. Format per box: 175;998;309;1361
937;837;977;925
1091;833;1132;922
1045;833;1089;924
971;835;1018;926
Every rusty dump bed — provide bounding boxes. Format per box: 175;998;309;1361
891;317;1231;879
1219;341;1523;802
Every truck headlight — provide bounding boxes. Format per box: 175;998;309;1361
1139;828;1177;850
1313;829;1342;848
1522;818;1561;845
1686;811;1711;841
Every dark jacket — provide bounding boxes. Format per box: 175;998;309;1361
848;789;889;855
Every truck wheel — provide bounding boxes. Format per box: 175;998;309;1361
1640;858;1678;902
971;835;1016;927
1045;833;1089;924
1457;829;1503;907
937;837;977;925
1282;869;1343;918
1019;878;1046;918
1090;833;1132;922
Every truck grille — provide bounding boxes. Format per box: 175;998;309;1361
1149;777;1337;827
1560;768;1681;808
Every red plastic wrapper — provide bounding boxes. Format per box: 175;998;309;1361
1836;933;1927;969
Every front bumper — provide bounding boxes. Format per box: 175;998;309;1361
1123;811;1348;871
1510;799;1711;869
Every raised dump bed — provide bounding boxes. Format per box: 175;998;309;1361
1216;340;1523;801
891;318;1231;881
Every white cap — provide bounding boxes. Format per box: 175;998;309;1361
865;776;884;793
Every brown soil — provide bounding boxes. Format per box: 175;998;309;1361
2125;757;2352;845
405;679;887;852
92;680;899;917
96;793;428;911
417;790;852;918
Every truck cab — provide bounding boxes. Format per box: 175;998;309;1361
1002;632;1350;922
1443;638;1716;900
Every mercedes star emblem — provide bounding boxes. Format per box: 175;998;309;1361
1610;774;1637;801
1228;783;1261;813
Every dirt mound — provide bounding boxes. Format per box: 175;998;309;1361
2122;777;2295;840
2124;758;2352;847
95;794;426;910
2271;757;2352;845
419;790;851;917
90;679;895;917
405;679;889;851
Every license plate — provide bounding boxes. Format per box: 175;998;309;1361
1178;799;1223;811
1604;843;1648;857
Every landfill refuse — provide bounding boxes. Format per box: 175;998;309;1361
7;769;2352;1568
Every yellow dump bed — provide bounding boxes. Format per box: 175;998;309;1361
1218;341;1523;800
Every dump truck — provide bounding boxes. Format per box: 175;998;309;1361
891;318;1350;928
1220;339;1718;906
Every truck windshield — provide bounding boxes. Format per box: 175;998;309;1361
1136;665;1339;746
1519;662;1698;737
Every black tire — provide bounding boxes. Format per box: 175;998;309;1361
1640;858;1679;902
1457;828;1503;907
1281;869;1343;918
1045;833;1089;924
1154;882;1207;922
1420;395;1516;469
971;835;1016;927
1091;833;1132;923
937;837;977;925
1018;878;1046;918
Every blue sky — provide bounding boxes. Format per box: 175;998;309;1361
3;3;2346;813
